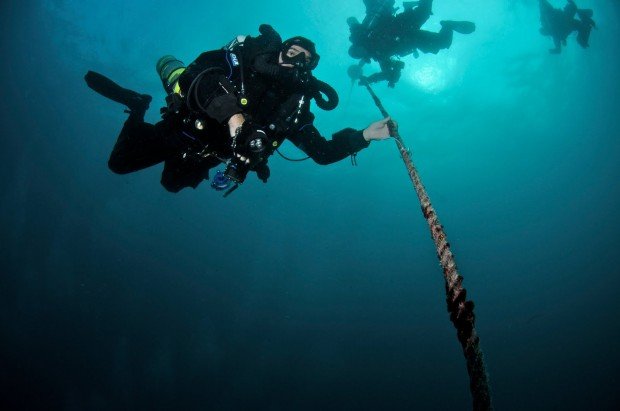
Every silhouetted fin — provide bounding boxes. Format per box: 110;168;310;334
84;71;152;114
440;20;476;34
576;25;593;48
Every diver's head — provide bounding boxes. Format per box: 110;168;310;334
279;36;320;71
347;17;360;28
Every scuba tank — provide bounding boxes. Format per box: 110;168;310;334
155;50;242;120
156;55;186;94
156;55;189;119
363;0;396;33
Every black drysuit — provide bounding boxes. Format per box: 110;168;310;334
108;46;369;192
539;0;595;53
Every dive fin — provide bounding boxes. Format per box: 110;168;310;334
440;20;476;35
576;25;592;48
84;71;152;114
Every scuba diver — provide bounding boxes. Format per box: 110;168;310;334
347;0;475;87
85;25;392;194
539;0;596;54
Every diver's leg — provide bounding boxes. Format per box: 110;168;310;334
415;29;451;54
434;26;454;51
576;20;593;48
107;118;175;174
575;9;595;48
84;70;165;173
415;21;474;55
160;156;220;193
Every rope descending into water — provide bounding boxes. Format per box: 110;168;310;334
361;80;492;410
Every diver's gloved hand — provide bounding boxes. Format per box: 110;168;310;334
234;121;268;157
254;161;270;183
225;152;268;184
226;122;269;184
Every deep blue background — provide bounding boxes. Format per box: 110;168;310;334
1;1;619;409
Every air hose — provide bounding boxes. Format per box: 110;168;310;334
310;77;339;111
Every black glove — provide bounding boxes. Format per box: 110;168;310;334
225;122;269;184
254;161;270;183
235;122;268;156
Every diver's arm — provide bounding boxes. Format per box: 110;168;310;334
287;124;370;165
286;118;392;165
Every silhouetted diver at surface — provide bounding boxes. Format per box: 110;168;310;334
539;0;596;54
347;0;475;87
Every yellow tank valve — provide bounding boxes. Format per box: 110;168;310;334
156;55;186;95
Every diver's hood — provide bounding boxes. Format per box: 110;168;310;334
281;36;320;70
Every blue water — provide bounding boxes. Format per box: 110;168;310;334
1;0;619;409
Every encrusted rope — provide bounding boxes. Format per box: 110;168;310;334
362;81;492;410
